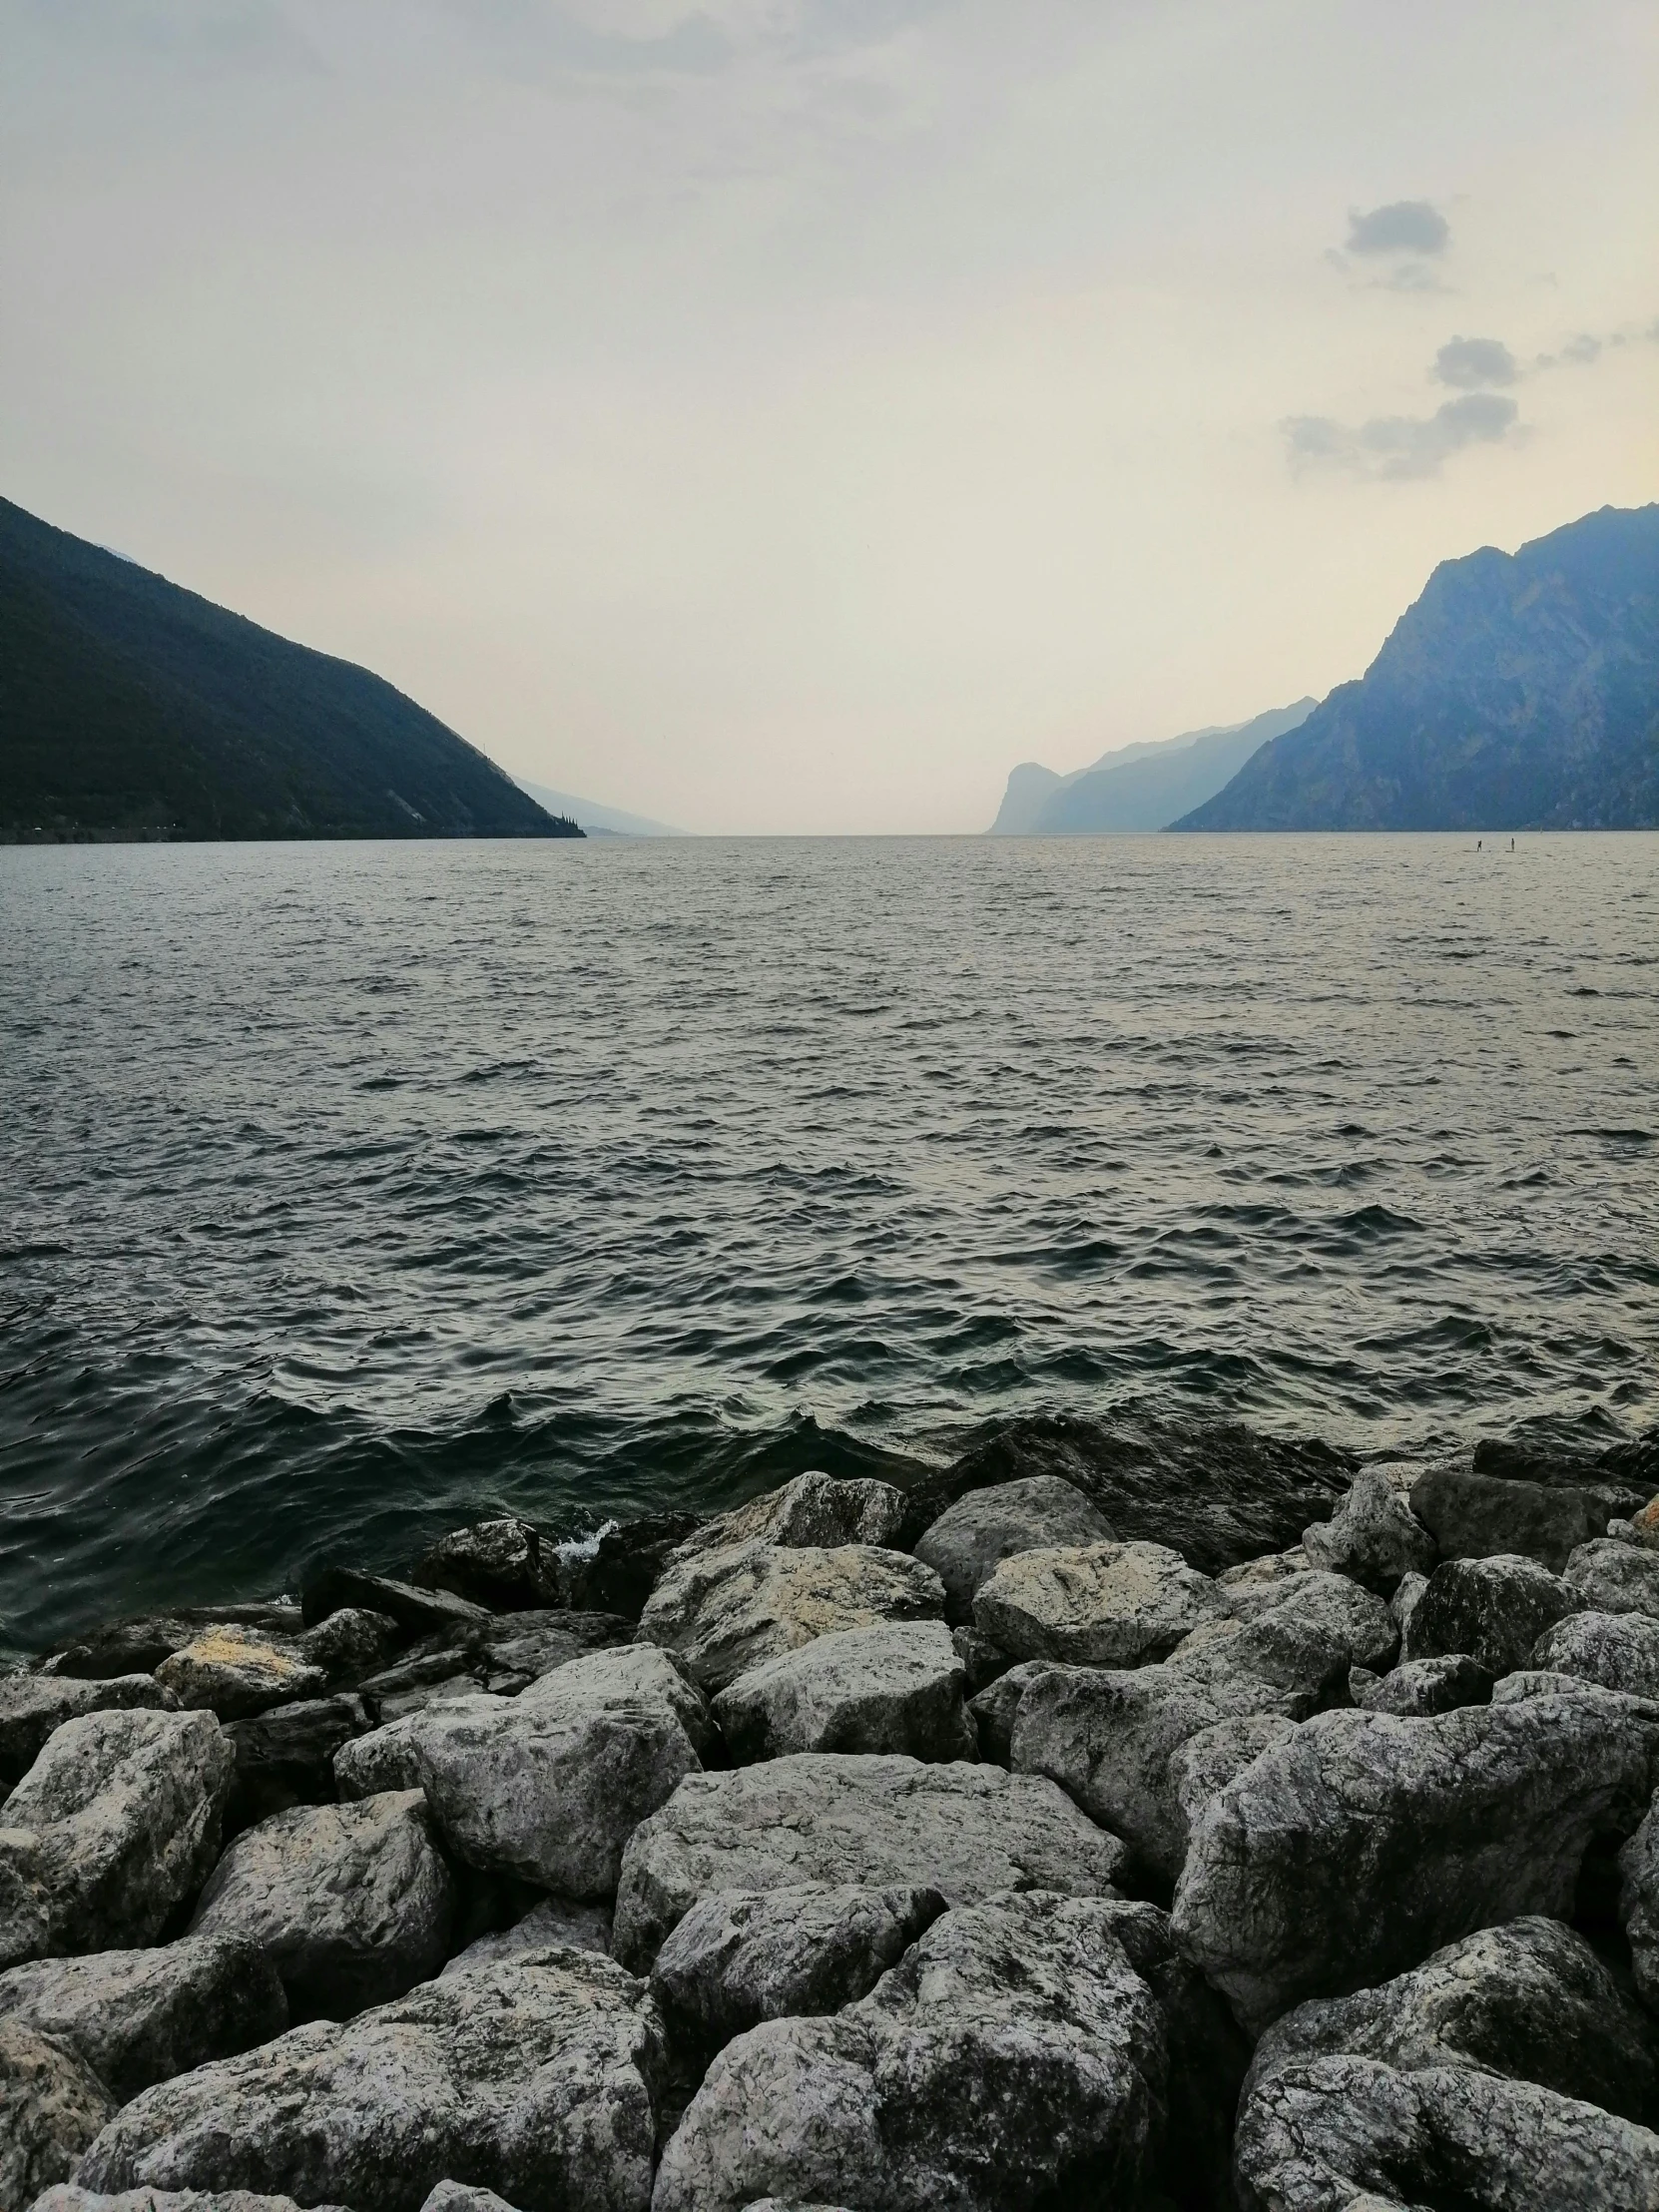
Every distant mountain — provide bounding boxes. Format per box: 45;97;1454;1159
0;495;577;842
1176;505;1659;831
988;701;1316;833
515;779;684;837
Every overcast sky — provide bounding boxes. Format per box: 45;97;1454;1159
3;1;1655;831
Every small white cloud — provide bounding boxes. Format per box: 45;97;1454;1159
1345;200;1450;258
1432;336;1517;389
1285;392;1518;482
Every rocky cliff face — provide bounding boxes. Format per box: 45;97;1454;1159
1177;503;1659;830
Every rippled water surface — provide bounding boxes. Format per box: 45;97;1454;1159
3;832;1656;1650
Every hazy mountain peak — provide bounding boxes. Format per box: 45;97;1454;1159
988;700;1318;834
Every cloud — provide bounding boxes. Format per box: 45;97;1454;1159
21;0;322;72
1285;391;1519;482
1345;200;1449;258
1561;332;1602;364
1432;335;1517;389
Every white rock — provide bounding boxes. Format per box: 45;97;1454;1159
973;1540;1227;1666
2;2018;116;2212
712;1622;973;1763
0;1681;178;1789
670;1473;908;1563
155;1631;327;1722
912;1477;1114;1623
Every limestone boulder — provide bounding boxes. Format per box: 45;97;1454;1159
73;1945;666;2212
1353;1653;1493;1717
670;1474;908;1563
36;1610;302;1685
0;1681;178;1790
651;1893;1168;2212
413;1519;562;1611
1168;1715;1300;1848
612;1754;1127;1970
1210;1567;1399;1672
292;1609;399;1685
191;1792;453;2020
416;1646;711;1898
1217;1548;1312;1593
1;2018;115;2212
0;1711;233;1958
1401;1553;1579;1675
1300;1468;1435;1595
1565;1537;1659;1620
1533;1609;1659;1701
911;1476;1114;1624
1010;1600;1353;1884
155;1632;327;1723
32;2191;344;2212
636;1543;944;1695
298;1569;489;1640
418;2187;522;2212
1409;1461;1615;1572
222;1696;370;1833
1619;1799;1659;2012
1172;1686;1659;2034
972;1540;1226;1667
332;1692;497;1801
649;1884;945;2057
441;1896;612;1974
0;1935;286;2102
711;1623;973;1764
967;1660;1051;1766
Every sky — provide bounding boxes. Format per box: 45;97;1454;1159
2;1;1655;832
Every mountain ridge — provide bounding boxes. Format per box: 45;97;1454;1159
989;700;1316;833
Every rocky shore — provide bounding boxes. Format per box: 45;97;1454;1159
3;1410;1658;2211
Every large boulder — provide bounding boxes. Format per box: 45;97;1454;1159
291;1607;400;1686
612;1755;1128;1970
0;1711;233;1958
901;1411;1354;1575
972;1541;1226;1667
190;1792;453;2020
711;1624;973;1764
651;1893;1169;2212
154;1632;327;1723
35;1609;302;1685
73;1945;666;2212
0;1681;178;1790
911;1477;1113;1624
440;1896;613;1975
1401;1553;1579;1675
1;2018;115;2212
1408;1462;1612;1573
1566;1538;1659;1620
1009;1600;1353;1884
32;2192;343;2212
415;1646;711;1898
1301;1466;1435;1595
222;1696;371;1833
1619;1799;1659;2011
1236;1919;1659;2209
636;1544;944;1695
0;1935;286;2103
1353;1653;1493;1717
298;1569;489;1640
1211;1568;1399;1672
1172;1686;1659;2034
1533;1610;1659;1701
649;1884;945;2058
332;1693;497;1802
413;1519;563;1611
671;1474;908;1563
558;1513;702;1621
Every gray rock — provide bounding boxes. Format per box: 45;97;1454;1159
1533;1609;1659;1700
1218;1548;1312;1591
670;1474;908;1564
35;1611;303;1686
1;2018;115;2212
1301;1469;1435;1595
0;1854;51;1973
649;1884;946;2056
74;1945;666;2212
0;1682;179;1790
972;1540;1227;1667
292;1610;399;1685
1401;1553;1579;1675
1565;1538;1659;1620
967;1660;1050;1766
1353;1654;1494;1717
1619;1800;1659;2011
413;1518;562;1612
1248;1916;1659;2127
190;1792;453;2020
651;1892;1167;2212
1235;2051;1659;2211
32;2191;342;2212
222;1696;371;1832
154;1632;327;1723
948;1627;1009;1697
1010;1601;1353;1884
1212;1569;1400;1672
1172;1688;1659;2034
440;1896;612;1975
418;2187;523;2212
1409;1461;1614;1572
416;1646;711;1898
298;1570;489;1639
612;1754;1128;1970
637;1543;944;1695
0;1936;286;2103
1168;1715;1300;1844
712;1623;973;1764
1390;1568;1428;1641
0;1712;234;1957
332;1692;498;1801
911;1477;1114;1624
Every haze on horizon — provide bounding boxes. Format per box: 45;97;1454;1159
2;0;1654;835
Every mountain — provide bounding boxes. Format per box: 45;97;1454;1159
0;495;577;841
1175;505;1659;831
988;701;1316;833
515;779;684;837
